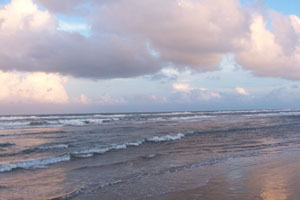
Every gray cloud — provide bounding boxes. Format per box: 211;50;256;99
91;0;249;70
0;0;250;79
0;0;161;79
34;0;88;14
0;31;161;78
1;0;300;80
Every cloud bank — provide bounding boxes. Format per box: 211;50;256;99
0;0;160;79
0;0;300;80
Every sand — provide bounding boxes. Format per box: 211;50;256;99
72;150;300;200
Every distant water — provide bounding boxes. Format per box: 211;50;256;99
1;110;300;199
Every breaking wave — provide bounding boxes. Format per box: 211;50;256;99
0;132;192;172
0;154;71;172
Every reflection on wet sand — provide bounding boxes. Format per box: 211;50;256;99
243;156;300;200
259;167;288;200
0;167;73;200
143;154;300;200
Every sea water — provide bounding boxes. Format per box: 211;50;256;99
1;110;300;199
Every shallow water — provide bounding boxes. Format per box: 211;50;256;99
1;110;300;199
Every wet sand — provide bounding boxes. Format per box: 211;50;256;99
73;150;300;200
148;158;300;200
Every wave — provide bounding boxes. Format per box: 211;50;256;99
93;114;128;118
72;133;188;158
38;144;69;150
0;129;264;173
0;130;67;137
29;120;50;126
0;154;70;172
147;133;185;142
0;143;15;147
139;112;193;116
0;131;192;172
0;116;38;121
2;110;300;131
58;118;109;126
0;118;113;130
71;141;145;158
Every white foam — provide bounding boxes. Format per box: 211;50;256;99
0;132;191;172
72;133;188;158
58;118;106;126
72;147;111;157
72;140;146;158
140;112;193;116
58;119;87;126
0;154;70;172
147;133;185;142
0;121;30;126
0;116;38;121
145;154;157;158
94;114;128;118
169;115;212;121
126;140;145;146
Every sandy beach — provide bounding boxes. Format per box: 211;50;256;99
73;149;300;200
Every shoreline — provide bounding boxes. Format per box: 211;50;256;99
72;149;300;200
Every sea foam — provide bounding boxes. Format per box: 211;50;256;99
147;133;185;142
0;132;192;172
0;154;70;172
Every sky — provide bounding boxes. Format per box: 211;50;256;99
0;0;300;114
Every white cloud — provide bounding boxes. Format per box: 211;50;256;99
173;83;193;92
236;13;300;79
0;0;55;32
235;87;249;96
0;71;69;103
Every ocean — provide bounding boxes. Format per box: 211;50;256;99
1;110;300;199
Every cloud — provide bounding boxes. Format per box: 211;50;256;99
171;83;221;102
194;89;221;101
235;87;249;96
0;0;161;79
173;83;193;92
265;85;300;103
34;0;88;14
92;0;248;70
236;13;300;79
1;0;300;81
0;71;69;103
0;0;55;31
